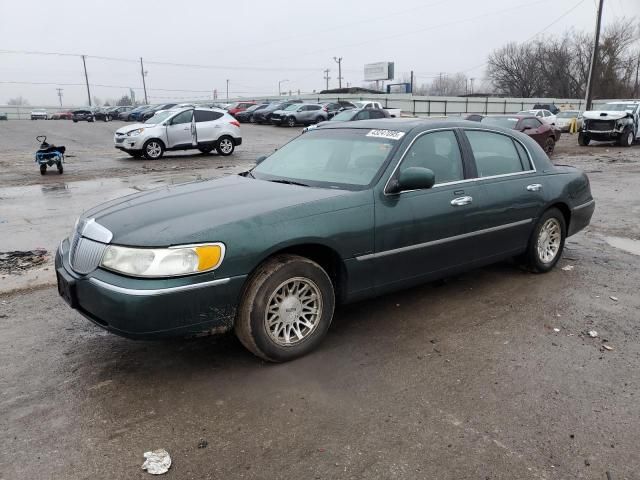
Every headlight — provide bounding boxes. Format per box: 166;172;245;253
100;243;225;277
127;128;144;136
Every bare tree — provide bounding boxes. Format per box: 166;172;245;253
428;73;468;96
7;96;29;106
116;95;133;106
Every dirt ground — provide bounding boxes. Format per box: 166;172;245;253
1;120;640;480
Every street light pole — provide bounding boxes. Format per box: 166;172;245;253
585;0;604;111
279;79;289;96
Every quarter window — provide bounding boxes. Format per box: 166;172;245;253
194;110;223;122
399;130;464;185
466;131;528;177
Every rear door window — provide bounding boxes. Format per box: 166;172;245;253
465;131;528;177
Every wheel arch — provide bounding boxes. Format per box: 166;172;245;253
143;137;166;149
545;202;571;230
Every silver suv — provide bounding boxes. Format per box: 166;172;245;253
270;104;327;127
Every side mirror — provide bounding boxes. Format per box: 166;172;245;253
388;167;435;194
256;155;267;165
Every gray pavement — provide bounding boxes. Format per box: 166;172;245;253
1;121;640;479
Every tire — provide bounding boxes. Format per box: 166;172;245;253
73;119;78;123
216;136;235;156
544;137;555;156
522;208;566;273
315;116;326;124
235;254;335;362
57;163;63;174
287;116;296;127
88;116;94;123
40;165;46;175
198;146;214;155
142;139;165;159
618;128;633;147
578;133;590;146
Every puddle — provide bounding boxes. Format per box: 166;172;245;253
605;236;640;256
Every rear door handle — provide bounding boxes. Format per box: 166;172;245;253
527;184;542;192
451;196;473;206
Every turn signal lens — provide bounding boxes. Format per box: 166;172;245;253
195;245;223;271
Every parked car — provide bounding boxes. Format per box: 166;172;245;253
128;105;156;122
352;101;401;118
119;105;147;121
302;107;390;133
93;108;116;122
72;109;95;122
533;103;560;115
56;118;594;362
0;112;7;120
579;101;640;147
555;110;583;132
30;109;48;120
480;115;560;155
51;111;73;120
319;102;355;119
227;101;257;117
518;109;557;126
271;103;328;127
113;107;241;159
236;103;269;123
141;103;177;122
253;100;303;124
107;106;134;120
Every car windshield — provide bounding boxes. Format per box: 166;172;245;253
557;111;578;118
605;104;637;112
480;117;519;128
251;129;398;190
145;111;174;124
331;110;355;121
284;104;300;111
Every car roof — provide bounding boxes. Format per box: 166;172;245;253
317;118;470;132
485;114;533;119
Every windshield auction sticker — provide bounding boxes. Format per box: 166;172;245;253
366;129;405;140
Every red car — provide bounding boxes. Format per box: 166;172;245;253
476;115;561;155
51;111;73;120
226;101;257;117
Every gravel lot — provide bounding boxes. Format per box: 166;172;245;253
1;120;639;479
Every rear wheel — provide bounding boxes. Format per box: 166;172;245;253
216;136;235;156
40;165;46;175
287;116;296;127
578;133;590;146
618;128;634;147
315;116;325;124
544;137;556;156
143;139;165;159
235;254;335;362
522;208;566;273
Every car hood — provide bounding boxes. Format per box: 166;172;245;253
83;175;355;246
583;110;630;121
115;123;153;134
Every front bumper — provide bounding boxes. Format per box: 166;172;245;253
55;240;246;339
114;135;144;151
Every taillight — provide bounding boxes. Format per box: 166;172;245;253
230;120;240;127
322;106;328;111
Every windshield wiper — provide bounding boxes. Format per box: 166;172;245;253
268;179;309;187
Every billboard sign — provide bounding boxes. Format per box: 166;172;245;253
364;62;394;81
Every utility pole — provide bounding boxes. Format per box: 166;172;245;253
634;54;639;98
323;69;331;91
333;57;343;89
140;57;149;104
81;55;91;106
56;88;63;107
470;77;475;95
226;79;229;101
585;0;604;111
410;70;414;94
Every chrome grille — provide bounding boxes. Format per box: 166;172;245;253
69;236;107;275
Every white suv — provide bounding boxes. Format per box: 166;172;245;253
114;107;242;159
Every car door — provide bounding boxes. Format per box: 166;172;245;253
166;110;195;148
461;129;545;260
355;110;370;121
305;105;322;122
520;117;545;146
372;129;482;290
194;109;224;145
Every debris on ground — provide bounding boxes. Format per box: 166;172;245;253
0;249;48;274
561;265;574;271
609;296;619;302
602;345;614;351
198;439;208;449
588;330;599;338
553;328;561;332
141;449;171;475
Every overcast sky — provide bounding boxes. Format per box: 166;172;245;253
1;0;637;106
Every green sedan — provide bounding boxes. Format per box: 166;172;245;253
56;119;595;362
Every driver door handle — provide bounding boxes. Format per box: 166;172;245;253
527;184;542;192
451;196;473;206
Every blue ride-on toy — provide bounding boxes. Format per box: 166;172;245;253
35;135;66;175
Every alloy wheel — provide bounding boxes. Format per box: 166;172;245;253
264;277;322;347
218;138;233;154
146;141;162;158
536;218;561;263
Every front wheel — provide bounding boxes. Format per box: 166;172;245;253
142;139;165;159
522;208;566;273
618;128;634;147
287;116;296;127
216;136;235;156
578;133;590;146
235;254;335;362
57;163;63;174
544;137;555;156
40;164;46;175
